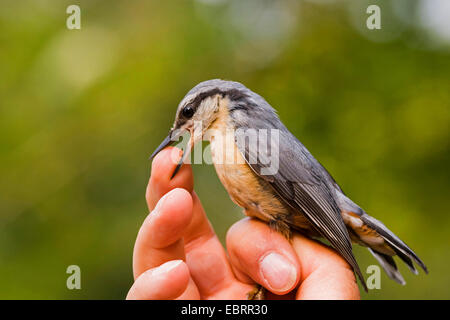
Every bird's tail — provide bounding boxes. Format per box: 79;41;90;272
358;213;428;283
337;193;428;284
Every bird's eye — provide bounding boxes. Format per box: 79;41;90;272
182;106;195;119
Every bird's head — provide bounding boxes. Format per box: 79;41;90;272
150;79;257;177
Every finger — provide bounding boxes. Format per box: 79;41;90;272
133;188;193;279
147;147;194;211
147;147;214;243
226;218;301;295
148;147;241;298
291;235;360;300
175;278;202;300
126;260;190;300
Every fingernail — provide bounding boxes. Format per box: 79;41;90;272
152;260;183;276
260;252;297;292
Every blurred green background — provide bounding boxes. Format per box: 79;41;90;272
0;0;449;299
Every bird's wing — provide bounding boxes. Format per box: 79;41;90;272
234;126;367;291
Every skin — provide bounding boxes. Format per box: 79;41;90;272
126;147;360;300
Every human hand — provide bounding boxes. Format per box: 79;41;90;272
126;147;360;300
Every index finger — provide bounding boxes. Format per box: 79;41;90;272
147;147;194;210
146;147;247;298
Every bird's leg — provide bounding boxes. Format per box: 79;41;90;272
269;217;292;240
247;284;265;300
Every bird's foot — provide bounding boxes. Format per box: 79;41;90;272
247;284;265;300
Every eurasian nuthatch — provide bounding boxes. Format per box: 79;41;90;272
151;79;427;296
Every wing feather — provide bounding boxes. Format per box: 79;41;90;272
234;126;367;291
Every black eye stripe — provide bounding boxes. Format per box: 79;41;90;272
177;88;249;125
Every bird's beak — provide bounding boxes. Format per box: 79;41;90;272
170;131;197;179
150;130;175;159
150;128;196;179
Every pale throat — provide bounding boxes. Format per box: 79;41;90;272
207;97;239;164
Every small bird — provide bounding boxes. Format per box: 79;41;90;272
151;79;427;297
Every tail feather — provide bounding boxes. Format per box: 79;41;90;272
368;248;405;285
360;214;428;274
335;191;427;284
390;245;419;275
